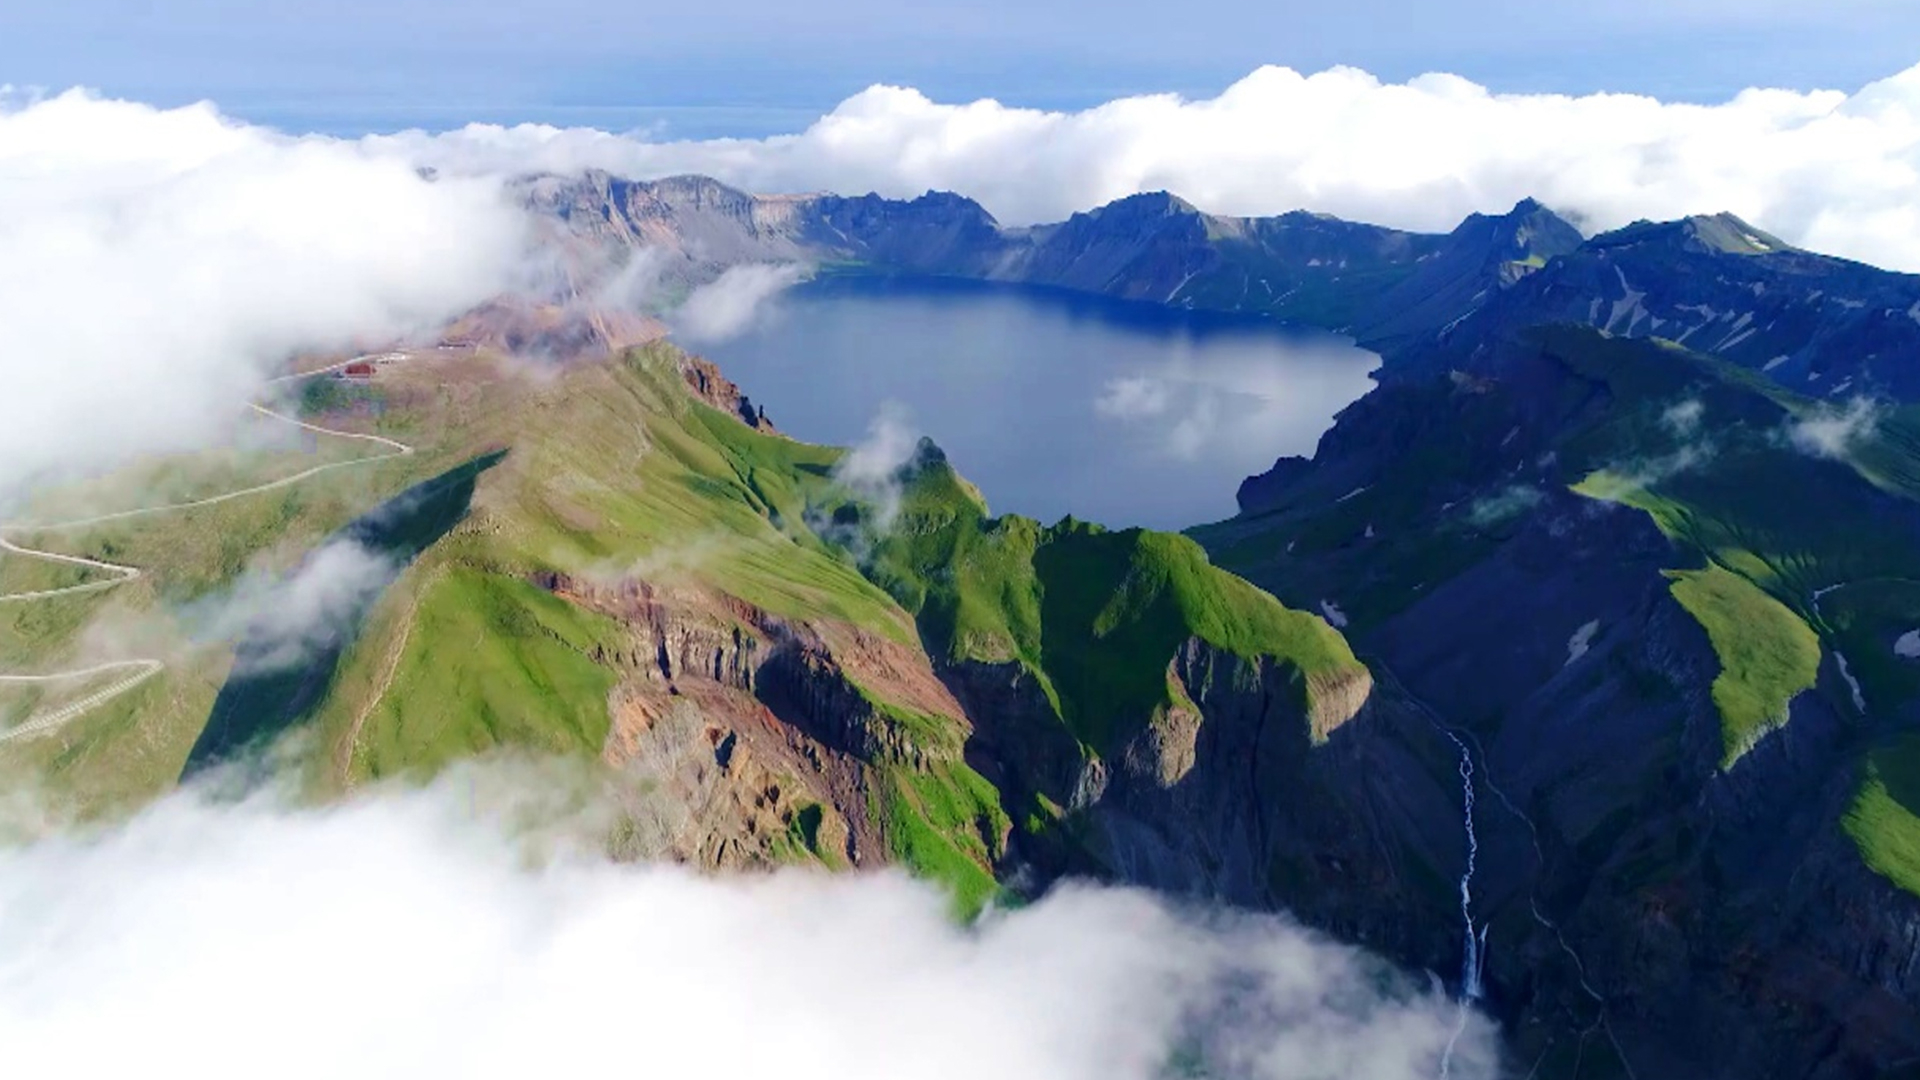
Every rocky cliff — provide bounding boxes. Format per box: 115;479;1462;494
1198;324;1920;1076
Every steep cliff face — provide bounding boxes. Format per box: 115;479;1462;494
934;632;1466;973
1091;643;1459;958
535;571;989;872
679;354;776;432
1199;324;1920;1076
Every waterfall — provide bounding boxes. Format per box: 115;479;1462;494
1442;727;1486;999
1438;728;1486;1080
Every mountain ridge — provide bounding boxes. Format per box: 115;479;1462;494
520;170;1920;401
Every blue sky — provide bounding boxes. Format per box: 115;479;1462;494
7;0;1918;137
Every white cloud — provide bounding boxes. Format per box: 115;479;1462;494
193;538;398;675
1467;485;1545;527
1788;396;1882;459
381;63;1920;270
1662;399;1705;436
1096;375;1174;420
671;262;808;343
588;245;671;311
1094;349;1378;463
0;768;1501;1080
0;90;528;506
833;401;923;529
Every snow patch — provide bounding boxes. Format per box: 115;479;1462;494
1604;266;1646;334
1166;269;1199;303
1897;630;1920;659
1829;378;1854;396
1565;620;1600;666
1763;355;1789;372
1718;327;1757;352
1363;523;1376;539
1335;485;1370;504
1837;653;1867;712
1318;599;1349;628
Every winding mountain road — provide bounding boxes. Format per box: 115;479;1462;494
0;356;414;745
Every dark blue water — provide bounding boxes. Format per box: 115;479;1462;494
695;275;1379;530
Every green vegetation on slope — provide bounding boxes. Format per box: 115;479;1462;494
1521;332;1920;889
1665;565;1822;767
347;567;623;781
1844;735;1920;897
880;761;1012;917
1194;322;1920;895
494;342;913;642
867;452;1362;751
1034;525;1358;747
7;338;1368;911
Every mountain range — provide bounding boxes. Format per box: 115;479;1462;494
5;174;1920;1078
524;170;1920;398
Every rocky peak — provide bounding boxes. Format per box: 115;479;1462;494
639;174;759;211
1588;212;1792;257
1087;190;1203;222
905;189;1001;224
679;354;778;432
1450;197;1584;264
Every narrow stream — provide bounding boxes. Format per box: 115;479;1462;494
1446;726;1488;1000
1438;726;1488;1079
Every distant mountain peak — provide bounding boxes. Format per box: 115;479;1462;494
1445;197;1583;264
1094;190;1202;218
1589;212;1793;256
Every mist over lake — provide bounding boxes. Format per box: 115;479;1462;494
695;274;1380;530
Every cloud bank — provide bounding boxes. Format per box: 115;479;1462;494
832;401;923;530
1093;348;1380;463
671;262;808;343
0;90;527;504
383;63;1920;271
192;538;400;675
0;769;1500;1080
1788;396;1883;459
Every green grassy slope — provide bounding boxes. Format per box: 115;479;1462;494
866;450;1364;752
1665;565;1822;767
1845;734;1920;897
1202;323;1920;895
6;340;1365;913
1;375;482;812
345;567;623;780
1492;332;1920;889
